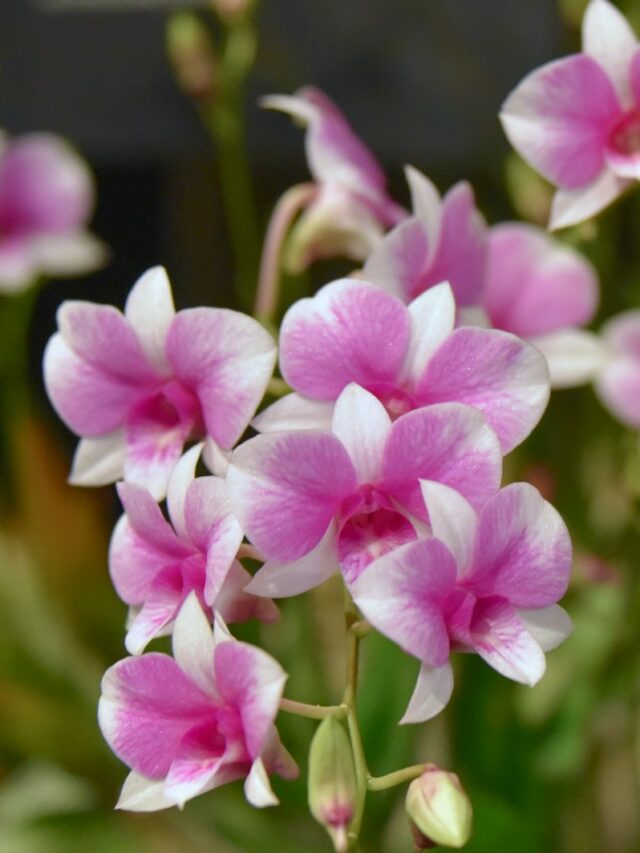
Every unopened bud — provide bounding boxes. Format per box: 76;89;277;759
308;716;357;852
406;767;472;850
166;13;219;102
210;0;255;23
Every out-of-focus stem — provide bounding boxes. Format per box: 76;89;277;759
254;182;317;322
368;763;431;792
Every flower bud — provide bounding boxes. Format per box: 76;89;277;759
210;0;255;23
166;12;219;102
406;767;472;850
308;716;357;852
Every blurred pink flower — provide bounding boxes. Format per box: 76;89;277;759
500;0;640;229
43;266;277;498
0;132;105;292
99;594;297;811
594;309;640;427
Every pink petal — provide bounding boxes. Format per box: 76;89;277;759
469;597;546;685
363;218;430;303
252;393;334;433
215;641;287;760
532;329;605;388
69;431;125;487
116;481;188;556
124;267;175;375
549;168;631;229
331;384;391;483
381;403;502;518
419;480;477;575
98;653;213;779
423;181;488;306
166;444;203;540
124;570;183;655
500;55;621;188
601;309;640;357
227;431;357;562
400;662;454;724
596;357;640;427
171;594;219;699
415;327;550;453
279;279;410;400
402;283;456;384
465;483;572;608
167;308;276;449
518;604;573;651
485;223;599;337
582;0;639;108
350;539;456;667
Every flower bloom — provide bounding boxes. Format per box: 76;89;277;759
484;223;602;388
110;444;278;654
351;480;572;723
593;309;640;428
0;131;105;293
500;0;640;229
263;87;404;271
228;383;502;596
255;279;549;453
99;594;297;811
43;266;277;498
363;166;487;307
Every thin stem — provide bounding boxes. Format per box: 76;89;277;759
254;182;317;322
367;763;431;792
279;698;344;721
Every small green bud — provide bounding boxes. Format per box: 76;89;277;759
406;767;473;850
166;13;219;102
308;715;357;852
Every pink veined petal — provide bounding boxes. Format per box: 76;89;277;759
171;593;219;699
363;218;431;303
124;266;175;376
415;327;550;453
245;523;340;598
245;757;279;807
43;334;145;436
252;393;334;434
596;356;640;427
518;604;573;652
583;0;639;108
279;279;410;400
192;489;244;606
215;561;280;624
124;569;183;655
98;653;213;779
381;403;503;519
350;539;456;667
167;308;277;449
404;166;443;256
115;770;174;812
401;282;456;384
57;301;158;382
468;597;546;685
331;384;391;484
549;168;631;229
166;444;203;541
601;308;640;358
418;480;477;576
500;54;621;189
215;641;287;760
423;181;488;306
116;481;188;556
485;223;599;337
69;431;126;487
465;483;572;608
227;431;357;562
532;329;606;388
400;662;454;724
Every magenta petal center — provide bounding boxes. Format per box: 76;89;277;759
608;107;640;157
366;381;416;421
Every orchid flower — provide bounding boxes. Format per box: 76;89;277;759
262;87;405;272
110;445;278;655
500;0;640;229
43;266;277;498
485;223;602;388
594;309;640;428
351;480;572;723
363;165;487;307
228;383;502;596
99;594;297;811
254;279;549;453
0;132;105;293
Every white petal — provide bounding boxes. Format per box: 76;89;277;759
419;480;477;576
531;329;606;388
583;0;639;108
518;604;573;651
549;170;631;230
202;438;231;477
124;266;175;375
331;384;391;483
166;443;203;540
171;593;218;699
33;232;108;277
252;393;334;433
69;431;126;486
404;165;442;257
403;282;456;383
400;662;454;724
115;771;174;812
244;757;279;808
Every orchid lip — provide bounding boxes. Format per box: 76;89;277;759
608;108;640;157
366;381;416;421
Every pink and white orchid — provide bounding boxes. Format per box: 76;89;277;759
485;223;602;388
363;166;487;307
228;383;502;596
255;279;549;454
351;480;572;723
43;266;277;498
110;444;278;655
0;132;105;293
594;309;640;427
500;0;640;229
262;87;404;271
99;593;297;811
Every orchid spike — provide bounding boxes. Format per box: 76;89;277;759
98;594;297;811
43;266;277;498
500;0;640;229
351;480;572;723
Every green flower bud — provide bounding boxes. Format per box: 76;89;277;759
308;715;357;852
406;767;473;850
166;13;219;102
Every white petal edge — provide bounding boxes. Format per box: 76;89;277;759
518;604;573;651
582;0;639;108
331;384;391;483
531;329;606;388
166;443;204;540
419;480;477;576
69;431;126;486
252;393;334;433
124;266;175;375
549;170;631;230
244;757;279;808
115;771;174;812
403;282;456;384
400;662;454;724
171;593;218;699
404;165;443;257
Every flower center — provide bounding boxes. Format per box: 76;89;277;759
609;108;640;156
367;381;415;421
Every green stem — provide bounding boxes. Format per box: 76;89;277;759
367;763;431;792
279;698;344;721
